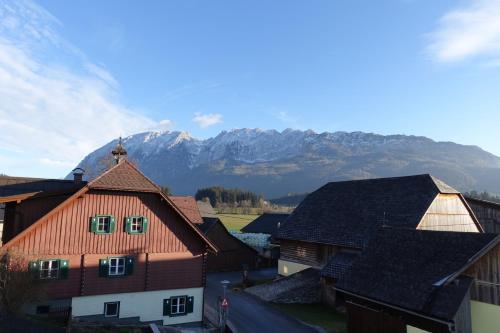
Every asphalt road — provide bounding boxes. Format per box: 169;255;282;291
204;268;318;333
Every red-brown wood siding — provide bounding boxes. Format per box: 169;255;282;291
9;189;207;299
14;190;205;256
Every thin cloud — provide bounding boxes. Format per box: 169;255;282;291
192;112;223;128
426;0;500;63
276;111;299;128
0;0;166;176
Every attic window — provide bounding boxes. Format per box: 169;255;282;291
91;215;116;234
125;216;149;234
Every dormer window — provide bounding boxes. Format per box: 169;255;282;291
91;215;116;234
125;216;149;234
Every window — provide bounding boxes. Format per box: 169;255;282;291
104;302;120;317
40;260;59;279
163;296;194;316
171;296;186;315
28;259;69;280
125;216;149;234
91;215;116;234
97;216;110;233
108;257;125;276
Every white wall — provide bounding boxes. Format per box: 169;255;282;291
72;287;203;326
278;259;311;276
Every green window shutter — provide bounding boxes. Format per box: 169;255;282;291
163;299;171;316
142;217;149;233
125;256;134;275
28;261;40;279
59;259;69;279
186;296;194;313
90;217;97;233
109;216;116;233
99;259;109;277
125;217;131;233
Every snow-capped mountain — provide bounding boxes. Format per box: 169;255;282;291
72;129;500;197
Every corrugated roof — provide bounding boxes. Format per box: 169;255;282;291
241;213;289;235
336;228;499;321
169;196;204;224
277;174;460;248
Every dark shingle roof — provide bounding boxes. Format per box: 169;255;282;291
198;217;219;234
241;213;289;235
336;228;499;321
277;174;459;248
0;176;85;198
321;252;359;279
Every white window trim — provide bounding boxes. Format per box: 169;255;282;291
171;296;187;315
104;302;120;317
97;216;111;233
108;257;125;276
39;259;59;279
131;216;143;233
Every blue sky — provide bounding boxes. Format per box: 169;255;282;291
1;0;500;178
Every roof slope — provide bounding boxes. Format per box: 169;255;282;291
196;200;217;218
2;160;217;252
336;228;499;321
241;213;289;235
321;252;358;280
169;196;204;224
0;176;85;198
89;161;159;192
277;174;460;248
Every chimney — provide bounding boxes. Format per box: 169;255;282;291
72;168;85;184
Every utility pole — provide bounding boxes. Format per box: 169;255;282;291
219;280;230;332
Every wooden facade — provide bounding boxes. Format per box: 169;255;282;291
0;161;215;307
465;243;500;305
280;240;339;268
466;197;500;233
418;194;479;232
203;219;259;272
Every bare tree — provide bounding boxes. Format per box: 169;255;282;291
0;248;45;315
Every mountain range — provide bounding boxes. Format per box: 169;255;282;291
71;129;500;198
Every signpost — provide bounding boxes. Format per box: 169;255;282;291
218;280;230;332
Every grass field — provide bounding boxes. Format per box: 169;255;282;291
271;303;347;333
217;214;259;231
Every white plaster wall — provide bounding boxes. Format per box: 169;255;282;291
278;259;311;276
72;287;203;325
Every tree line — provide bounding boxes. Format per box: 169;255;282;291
195;186;264;209
464;190;500;204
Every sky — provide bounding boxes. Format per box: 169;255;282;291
1;0;500;178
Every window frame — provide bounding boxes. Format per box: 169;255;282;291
104;302;120;318
96;215;112;234
170;296;187;316
108;257;126;276
39;259;60;279
130;216;144;233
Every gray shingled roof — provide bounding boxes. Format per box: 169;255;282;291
0;176;85;198
321;252;359;279
336;228;499;321
277;174;459;248
241;213;289;235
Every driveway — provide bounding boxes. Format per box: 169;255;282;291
204;268;318;333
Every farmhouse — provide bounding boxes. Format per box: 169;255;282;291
276;174;482;278
335;228;500;333
0;149;217;326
